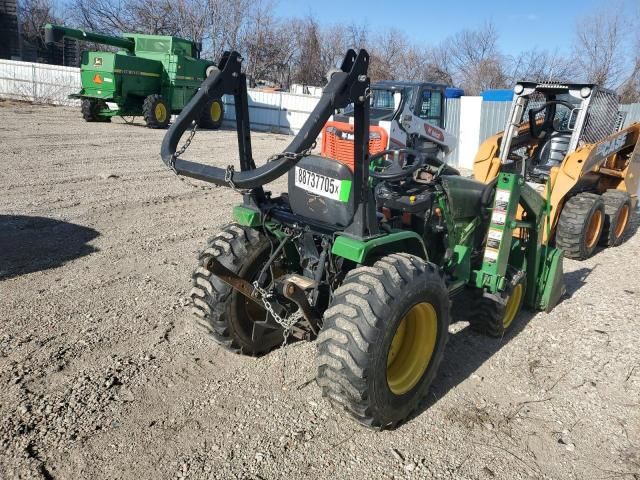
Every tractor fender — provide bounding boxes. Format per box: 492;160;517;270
331;231;427;264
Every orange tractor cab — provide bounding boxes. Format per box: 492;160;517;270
321;81;459;170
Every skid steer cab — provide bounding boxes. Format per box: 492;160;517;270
321;81;458;168
160;50;564;430
474;82;640;260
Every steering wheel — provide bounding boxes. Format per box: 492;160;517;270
528;100;576;139
369;149;427;181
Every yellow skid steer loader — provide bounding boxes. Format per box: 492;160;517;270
474;82;639;259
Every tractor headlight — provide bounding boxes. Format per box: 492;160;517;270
514;84;524;95
580;87;592;98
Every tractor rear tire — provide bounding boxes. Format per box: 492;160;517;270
468;273;526;338
556;192;605;260
81;98;110;122
190;223;284;355
599;190;631;247
143;94;170;129
316;253;449;429
199;98;224;130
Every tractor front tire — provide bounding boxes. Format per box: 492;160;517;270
190;224;283;355
316;253;449;429
81;98;110;122
599;190;631;247
143;94;170;129
556;193;605;259
199;98;224;130
468;274;526;338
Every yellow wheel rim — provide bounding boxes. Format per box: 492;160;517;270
503;283;523;329
387;302;438;395
585;209;603;248
210;101;222;122
614;204;630;238
155;103;167;123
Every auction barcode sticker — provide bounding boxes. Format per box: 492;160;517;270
294;167;352;202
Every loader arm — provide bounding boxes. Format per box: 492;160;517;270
160;49;370;189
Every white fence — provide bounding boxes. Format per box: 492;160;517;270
221;90;321;135
3;59;640;169
0;59;81;106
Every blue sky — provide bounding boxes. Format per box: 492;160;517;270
273;0;624;56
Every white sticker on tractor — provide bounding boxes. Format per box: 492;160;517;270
488;229;503;241
295;167;347;202
491;211;506;225
487;228;502;249
495;189;511;203
484;248;499;263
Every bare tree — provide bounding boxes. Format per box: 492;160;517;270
319;23;348;77
18;0;65;48
206;0;251;61
506;49;574;84
291;17;325;85
421;45;454;85
345;21;368;50
69;0;133;34
444;22;506;94
242;1;295;86
368;28;408;81
572;10;627;88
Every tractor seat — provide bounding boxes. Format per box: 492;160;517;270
440;175;492;220
287;155;356;228
533;133;571;176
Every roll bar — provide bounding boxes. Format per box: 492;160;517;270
160;49;370;189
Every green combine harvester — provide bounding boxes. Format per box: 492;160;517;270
160;49;565;429
44;24;224;129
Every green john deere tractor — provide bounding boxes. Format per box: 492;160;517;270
44;24;224;129
160;49;565;429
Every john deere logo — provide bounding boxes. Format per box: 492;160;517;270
94;57;103;67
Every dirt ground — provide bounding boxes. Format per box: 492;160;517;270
0;100;639;480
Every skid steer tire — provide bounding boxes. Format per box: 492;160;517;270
556;193;605;260
599;190;631;247
316;253;449;429
142;94;170;129
199;98;224;130
81;98;110;122
468;274;526;338
190;223;283;356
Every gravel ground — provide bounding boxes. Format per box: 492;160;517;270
1;100;639;480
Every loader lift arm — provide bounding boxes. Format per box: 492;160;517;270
160;49;371;190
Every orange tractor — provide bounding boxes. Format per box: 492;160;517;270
474;82;639;259
321;81;458;170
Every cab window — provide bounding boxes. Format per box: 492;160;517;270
418;89;443;127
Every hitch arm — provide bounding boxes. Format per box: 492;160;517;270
160;49;370;189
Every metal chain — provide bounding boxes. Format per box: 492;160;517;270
169;120;198;172
166;120;220;192
252;281;303;341
266;141;317;163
